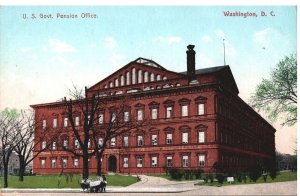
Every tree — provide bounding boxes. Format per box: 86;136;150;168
248;166;262;182
92;97;145;176
62;86;99;179
251;54;297;126
13;109;59;182
0;108;21;188
60;86;145;179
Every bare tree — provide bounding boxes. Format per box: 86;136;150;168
60;85;147;178
92;97;146;176
61;86;102;179
13;109;60;181
0;108;22;188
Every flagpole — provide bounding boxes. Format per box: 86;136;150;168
223;38;226;66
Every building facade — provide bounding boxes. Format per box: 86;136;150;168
31;45;276;174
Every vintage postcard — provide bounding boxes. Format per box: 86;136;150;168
0;5;297;195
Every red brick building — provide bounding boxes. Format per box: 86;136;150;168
31;45;276;174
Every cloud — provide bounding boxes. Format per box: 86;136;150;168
48;38;76;54
201;35;212;43
20;47;32;53
253;28;271;46
155;36;182;45
198;53;215;67
111;52;126;68
89;43;96;49
253;28;284;50
214;29;237;59
104;36;118;49
215;29;225;39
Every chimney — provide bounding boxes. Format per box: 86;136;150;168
186;44;196;82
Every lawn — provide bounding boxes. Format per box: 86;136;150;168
195;171;297;186
0;174;138;188
149;171;297;185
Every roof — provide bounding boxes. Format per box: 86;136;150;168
133;57;167;70
180;65;227;75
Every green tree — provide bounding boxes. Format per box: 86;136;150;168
251;54;297;126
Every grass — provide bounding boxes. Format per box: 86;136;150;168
0;174;139;188
149;171;297;185
195;171;297;187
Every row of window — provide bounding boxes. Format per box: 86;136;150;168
41;130;206;150
39;154;206;169
42;101;206;129
40;157;78;169
124;154;206;168
100;82;181;97
103;68;168;89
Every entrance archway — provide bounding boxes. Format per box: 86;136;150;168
108;155;117;172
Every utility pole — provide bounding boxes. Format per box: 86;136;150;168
223;38;226;66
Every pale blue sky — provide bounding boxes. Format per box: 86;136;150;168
0;6;296;153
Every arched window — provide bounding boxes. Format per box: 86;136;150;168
115;78;119;87
163;76;167;80
109;82;113;88
126;71;130;85
138;70;142;83
144;71;148;83
150;73;155;82
156;74;161;81
120;75;124;86
132;68;136;84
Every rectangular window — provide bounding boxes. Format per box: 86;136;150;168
137;157;143;168
42;120;46;129
63;139;68;149
137;135;143;146
111;113;116;122
181;105;188;117
151;156;157;167
166;107;173;118
111;137;116;147
182;155;189;167
98;138;103;147
198;103;205;115
41;159;45;168
151;134;157;146
52;141;56;150
123;136;129;147
137;110;143;121
74;158;79;168
64;117;68;127
62;158;68;168
75;116;80;126
99;113;104;124
199;132;205;143
123;157;129;168
53;118;57;128
88;139;91;148
199;155;205;167
166;157;173;167
42;141;46;149
182;132;188;144
124;111;129;122
166;133;172;144
75;139;80;149
151;108;158;119
51;159;56;168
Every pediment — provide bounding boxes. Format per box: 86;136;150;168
88;58;184;93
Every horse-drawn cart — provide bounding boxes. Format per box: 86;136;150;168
80;177;107;193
